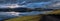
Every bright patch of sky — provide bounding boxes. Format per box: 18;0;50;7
0;4;26;8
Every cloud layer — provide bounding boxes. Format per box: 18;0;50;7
0;0;60;9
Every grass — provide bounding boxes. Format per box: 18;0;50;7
4;15;41;21
47;10;60;14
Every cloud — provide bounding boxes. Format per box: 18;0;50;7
0;0;60;9
52;2;60;7
0;4;27;8
47;0;60;9
25;2;51;8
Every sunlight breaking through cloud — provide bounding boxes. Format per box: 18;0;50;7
0;4;26;8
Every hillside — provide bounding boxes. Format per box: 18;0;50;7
47;10;60;14
4;15;42;21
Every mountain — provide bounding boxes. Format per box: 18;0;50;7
0;7;32;12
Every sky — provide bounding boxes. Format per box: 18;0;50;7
0;0;60;9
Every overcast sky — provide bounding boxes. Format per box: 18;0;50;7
0;0;60;9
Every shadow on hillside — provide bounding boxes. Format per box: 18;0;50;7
39;14;60;21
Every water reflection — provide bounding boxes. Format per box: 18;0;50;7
6;12;20;16
0;11;52;16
